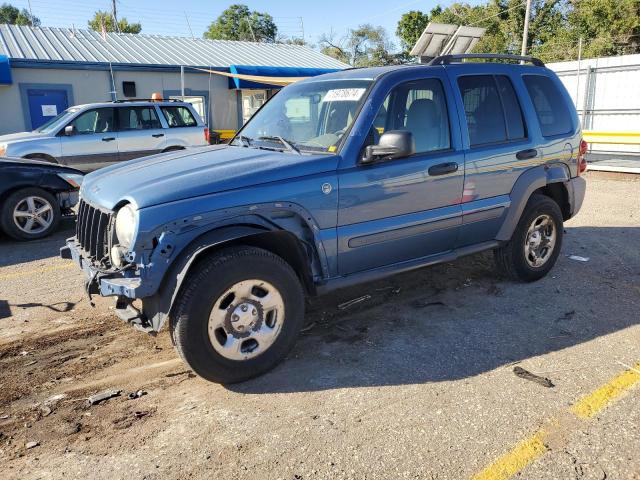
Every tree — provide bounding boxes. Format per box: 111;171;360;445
320;24;399;67
205;4;277;42
396;10;430;55
88;10;142;34
0;3;40;26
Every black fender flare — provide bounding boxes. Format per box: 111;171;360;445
142;225;271;331
495;164;570;241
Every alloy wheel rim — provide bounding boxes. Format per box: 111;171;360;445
13;196;54;234
208;279;285;361
524;214;556;268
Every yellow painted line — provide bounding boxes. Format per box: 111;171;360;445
472;429;548;480
0;263;75;281
570;361;640;419
471;361;640;479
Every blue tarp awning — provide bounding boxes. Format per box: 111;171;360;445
228;65;340;89
0;55;11;85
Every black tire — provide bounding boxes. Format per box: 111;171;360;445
0;187;61;241
170;246;306;384
494;194;563;282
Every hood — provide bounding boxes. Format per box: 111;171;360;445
0;156;83;174
0;131;50;143
81;145;339;210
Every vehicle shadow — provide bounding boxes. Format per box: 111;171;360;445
0;217;75;267
229;225;640;394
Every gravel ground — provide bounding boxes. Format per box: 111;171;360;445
0;172;639;480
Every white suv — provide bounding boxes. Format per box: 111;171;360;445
0;100;209;172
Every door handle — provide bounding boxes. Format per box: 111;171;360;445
428;162;458;176
516;148;538;160
152;133;165;138
102;137;115;142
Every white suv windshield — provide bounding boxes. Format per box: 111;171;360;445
231;80;372;154
35;108;80;133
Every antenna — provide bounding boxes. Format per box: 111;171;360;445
112;0;120;34
184;11;195;40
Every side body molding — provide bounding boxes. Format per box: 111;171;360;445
495;164;569;241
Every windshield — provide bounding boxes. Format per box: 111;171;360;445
231;79;373;154
34;108;80;133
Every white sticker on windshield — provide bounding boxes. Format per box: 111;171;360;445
323;88;366;102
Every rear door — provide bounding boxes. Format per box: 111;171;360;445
337;73;465;275
159;104;206;147
115;105;166;161
447;66;536;246
59;107;118;171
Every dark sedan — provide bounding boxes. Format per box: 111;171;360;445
0;157;83;240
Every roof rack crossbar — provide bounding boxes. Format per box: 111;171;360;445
428;53;545;67
111;98;183;103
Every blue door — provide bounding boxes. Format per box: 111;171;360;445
27;88;69;130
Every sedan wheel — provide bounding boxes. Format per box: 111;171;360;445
13;195;55;235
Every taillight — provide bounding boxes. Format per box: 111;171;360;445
204;127;210;144
577;139;588;175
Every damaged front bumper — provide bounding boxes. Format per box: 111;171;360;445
60;239;153;332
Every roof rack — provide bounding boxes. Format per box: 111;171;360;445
111;98;183;103
429;53;545;67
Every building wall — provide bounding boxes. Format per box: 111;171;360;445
0;66;239;135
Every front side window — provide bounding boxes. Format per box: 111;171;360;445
231;80;373;154
118;107;162;130
523;75;572;137
161;106;197;128
70;108;114;134
375;78;450;153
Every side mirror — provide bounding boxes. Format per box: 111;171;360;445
361;130;415;164
64;125;75;136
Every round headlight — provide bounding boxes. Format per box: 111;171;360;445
115;204;137;248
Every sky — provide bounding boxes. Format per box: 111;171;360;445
8;0;483;51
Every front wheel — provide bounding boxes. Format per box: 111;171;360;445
0;187;61;240
170;246;305;383
494;194;563;282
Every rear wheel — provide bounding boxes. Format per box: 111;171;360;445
170;246;305;383
494;194;563;282
0;187;61;240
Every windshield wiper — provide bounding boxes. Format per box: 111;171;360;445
236;135;253;147
257;136;302;155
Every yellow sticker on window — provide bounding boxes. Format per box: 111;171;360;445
328;145;337;152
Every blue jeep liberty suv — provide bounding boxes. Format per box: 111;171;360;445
61;54;587;383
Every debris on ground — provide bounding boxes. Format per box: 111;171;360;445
300;322;317;333
513;366;555;388
127;390;147;400
134;411;150;419
568;255;590;262
87;389;122;406
557;310;576;322
337;295;371;310
24;360;37;366
25;441;39;449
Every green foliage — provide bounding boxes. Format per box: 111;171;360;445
204;4;277;42
320;24;400;67
0;2;40;26
396;10;430;54
400;0;639;63
88;11;142;34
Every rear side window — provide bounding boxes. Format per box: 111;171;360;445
457;75;525;146
117;107;161;130
161;106;197;128
523;75;572;137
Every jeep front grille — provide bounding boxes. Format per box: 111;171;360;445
76;199;112;265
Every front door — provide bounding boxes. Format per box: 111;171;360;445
115;105;166;161
59;108;118;171
337;76;465;275
27;88;69;130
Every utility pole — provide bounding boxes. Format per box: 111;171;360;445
112;0;120;34
520;0;532;56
